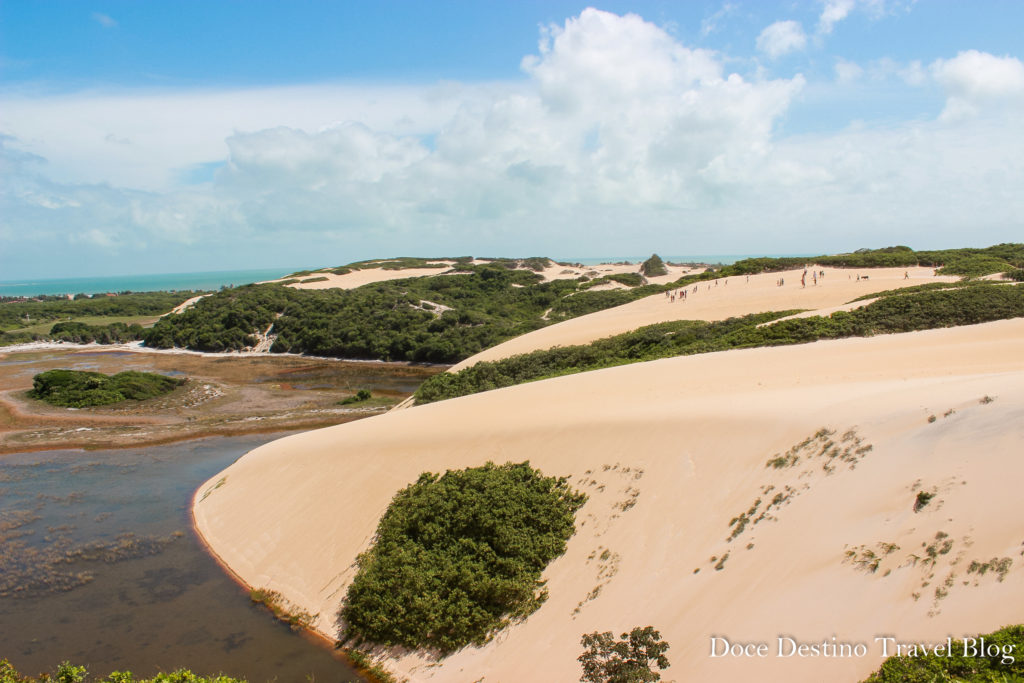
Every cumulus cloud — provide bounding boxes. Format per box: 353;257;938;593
756;21;808;59
818;0;856;35
931;50;1024;121
931;50;1024;99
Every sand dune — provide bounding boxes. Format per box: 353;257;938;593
452;265;957;370
194;315;1024;682
262;258;704;292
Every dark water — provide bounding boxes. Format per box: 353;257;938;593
0;434;363;682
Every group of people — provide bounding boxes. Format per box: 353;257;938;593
800;269;825;288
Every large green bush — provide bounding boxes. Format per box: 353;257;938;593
861;625;1024;682
29;369;184;408
340;461;587;653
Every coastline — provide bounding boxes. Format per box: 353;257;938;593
186;492;358;670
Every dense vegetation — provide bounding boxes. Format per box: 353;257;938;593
722;243;1024;277
579;627;671;683
340;461;587;653
0;660;245;683
416;283;1024;404
0;291;195;346
47;321;146;344
142;264;645;361
137;245;1023;363
861;625;1024;682
29;369;184;408
640;254;668;277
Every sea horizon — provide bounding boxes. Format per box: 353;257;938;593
0;267;296;298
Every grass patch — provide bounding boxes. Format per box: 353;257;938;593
28;369;184;408
345;650;401;683
337;389;396;409
249;588;316;632
340;461;586;653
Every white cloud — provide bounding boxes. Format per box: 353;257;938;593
931;50;1024;99
701;3;737;37
817;0;917;36
931;50;1024;121
898;59;927;86
2;8;1023;276
818;0;856;35
835;58;864;82
756;21;807;59
92;12;117;28
0;83;484;189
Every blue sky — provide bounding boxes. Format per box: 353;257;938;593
2;1;1023;278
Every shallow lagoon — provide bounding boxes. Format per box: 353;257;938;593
0;434;363;681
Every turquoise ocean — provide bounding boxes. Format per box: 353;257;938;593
0;268;294;298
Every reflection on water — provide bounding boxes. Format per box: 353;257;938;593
0;435;363;682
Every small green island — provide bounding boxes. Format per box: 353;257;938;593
28;369;185;408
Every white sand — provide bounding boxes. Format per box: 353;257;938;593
195;305;1024;682
168;294;208;314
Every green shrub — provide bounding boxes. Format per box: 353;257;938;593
340;461;587;653
340;389;372;405
28;369;184;408
862;625;1024;682
608;273;644;287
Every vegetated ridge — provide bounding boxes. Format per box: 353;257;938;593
140;245;1024;363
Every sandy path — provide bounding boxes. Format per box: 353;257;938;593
452;265;956;370
194;317;1024;682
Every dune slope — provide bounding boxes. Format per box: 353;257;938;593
194;317;1024;682
452;265;956;370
